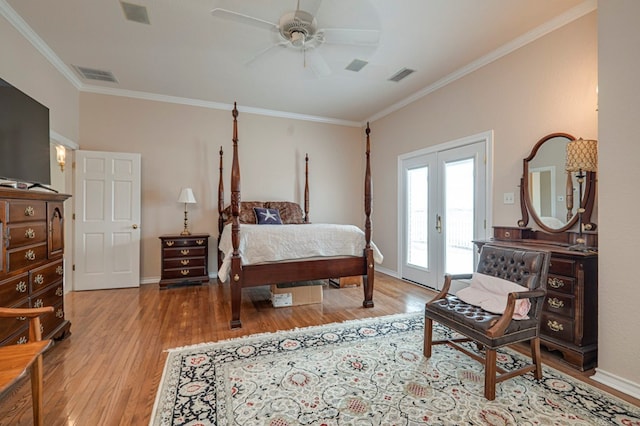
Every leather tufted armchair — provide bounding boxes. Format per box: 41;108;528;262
423;244;550;400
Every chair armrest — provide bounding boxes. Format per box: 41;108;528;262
486;289;546;338
0;307;54;318
0;307;54;342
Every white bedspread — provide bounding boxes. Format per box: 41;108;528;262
218;223;384;282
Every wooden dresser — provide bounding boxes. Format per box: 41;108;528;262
159;234;209;288
0;188;71;346
476;227;598;371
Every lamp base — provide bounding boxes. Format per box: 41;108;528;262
180;229;191;236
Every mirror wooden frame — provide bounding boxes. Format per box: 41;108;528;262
518;132;596;234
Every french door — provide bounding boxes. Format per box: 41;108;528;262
400;133;490;291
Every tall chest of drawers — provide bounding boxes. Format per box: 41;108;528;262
159;234;209;288
0;188;71;346
475;236;598;371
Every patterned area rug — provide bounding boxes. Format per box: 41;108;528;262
150;313;640;425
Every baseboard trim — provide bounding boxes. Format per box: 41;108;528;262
376;266;398;278
591;368;640;400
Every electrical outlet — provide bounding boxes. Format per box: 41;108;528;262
503;192;515;204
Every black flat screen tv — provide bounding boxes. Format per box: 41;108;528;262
0;77;51;186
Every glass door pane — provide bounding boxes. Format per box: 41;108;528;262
444;158;475;274
407;166;428;269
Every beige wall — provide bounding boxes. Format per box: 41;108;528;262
79;94;364;281
370;13;598;272
596;0;640;395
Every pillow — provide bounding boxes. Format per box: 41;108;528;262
254;207;283;225
222;201;265;224
456;273;531;320
265;201;304;224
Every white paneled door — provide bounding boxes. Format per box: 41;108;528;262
74;150;141;290
400;134;490;292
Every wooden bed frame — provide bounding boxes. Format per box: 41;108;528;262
218;103;375;328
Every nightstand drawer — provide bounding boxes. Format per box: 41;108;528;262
163;257;206;269
541;312;574;342
549;258;575;277
546;274;575;295
162;238;208;248
162;266;208;280
543;292;574;318
163;246;206;258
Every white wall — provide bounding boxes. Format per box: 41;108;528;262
594;0;640;397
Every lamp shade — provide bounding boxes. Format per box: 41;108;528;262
177;188;197;204
566;139;598;172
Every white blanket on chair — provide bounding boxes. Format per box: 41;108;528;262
218;223;383;282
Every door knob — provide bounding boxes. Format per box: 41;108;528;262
132;224;138;229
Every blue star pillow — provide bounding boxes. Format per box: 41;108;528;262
253;207;282;225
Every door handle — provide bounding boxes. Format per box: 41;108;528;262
435;214;442;233
132;224;138;229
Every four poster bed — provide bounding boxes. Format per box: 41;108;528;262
217;103;381;328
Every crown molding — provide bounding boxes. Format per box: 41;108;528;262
365;0;598;125
50;130;79;150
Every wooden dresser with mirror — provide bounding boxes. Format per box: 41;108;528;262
476;133;598;371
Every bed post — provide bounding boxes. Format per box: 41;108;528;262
217;146;224;272
362;122;375;308
230;102;243;328
304;153;310;223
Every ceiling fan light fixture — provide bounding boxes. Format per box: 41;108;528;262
290;31;306;48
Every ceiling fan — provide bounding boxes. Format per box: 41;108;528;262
211;0;380;77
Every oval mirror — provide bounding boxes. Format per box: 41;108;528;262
519;133;596;233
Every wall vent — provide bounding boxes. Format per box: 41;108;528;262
345;59;368;72
73;65;118;83
388;68;415;82
120;1;150;25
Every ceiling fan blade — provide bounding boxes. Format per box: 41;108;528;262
305;49;331;77
245;41;289;66
320;28;380;46
211;8;278;31
301;0;324;16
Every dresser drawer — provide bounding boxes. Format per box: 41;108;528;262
163;257;206;269
162;266;208;281
0;325;30;346
0;298;30;341
541;312;574;342
543;292;574;318
546;274;575;295
6;243;48;272
29;260;64;294
162;237;208;248
30;282;64;309
0;272;29;306
41;302;65;339
548;257;575;277
163;246;206;258
7;222;47;248
8;200;47;223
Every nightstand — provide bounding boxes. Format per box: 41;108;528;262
159;234;209;288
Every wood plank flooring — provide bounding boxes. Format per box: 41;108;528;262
0;273;637;425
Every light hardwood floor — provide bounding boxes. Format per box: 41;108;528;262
0;273;638;425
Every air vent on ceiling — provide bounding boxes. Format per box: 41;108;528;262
345;59;368;72
120;1;150;25
73;65;118;83
388;68;415;82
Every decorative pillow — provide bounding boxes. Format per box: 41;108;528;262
254;207;283;225
265;201;304;224
222;201;265;224
456;273;531;320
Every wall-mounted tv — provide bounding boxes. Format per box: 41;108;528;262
0;77;51;186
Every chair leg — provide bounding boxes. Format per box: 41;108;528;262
423;317;433;357
530;337;543;380
30;354;44;426
484;349;497;400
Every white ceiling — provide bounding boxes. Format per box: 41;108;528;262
2;0;594;125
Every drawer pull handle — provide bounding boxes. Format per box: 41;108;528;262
55;287;64;297
181;259;190;265
17;316;27;321
25;228;36;239
24;206;35;216
16;281;27;293
56;308;64;319
504;231;511;238
56;265;64;275
34;299;44;308
181;270;190;276
547;298;564;309
196;239;205;245
181;249;190;255
166;241;175;246
34;274;44;285
547;320;564;332
17;336;28;345
25;250;36;261
548;277;565;289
